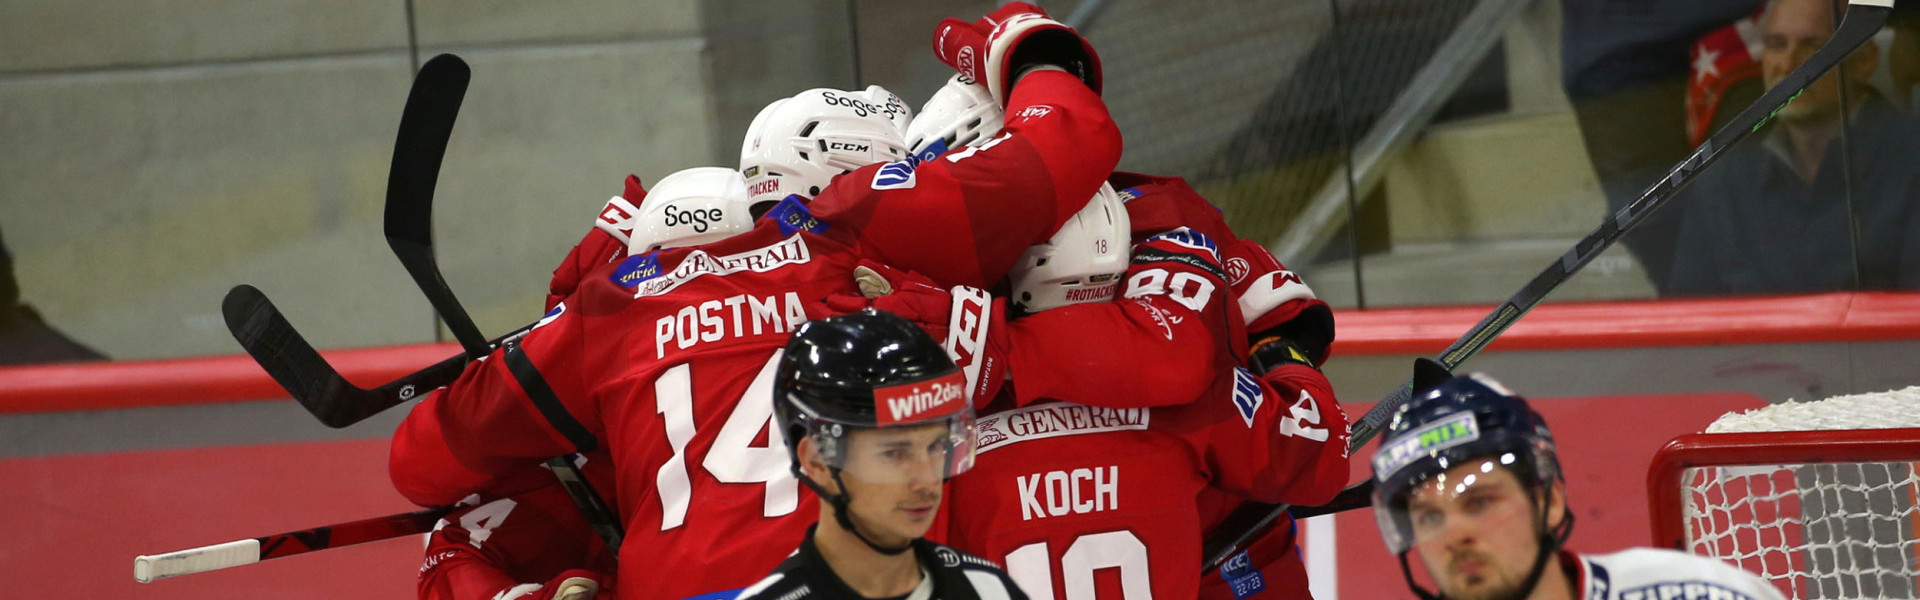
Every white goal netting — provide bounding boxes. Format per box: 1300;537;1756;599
1680;386;1920;600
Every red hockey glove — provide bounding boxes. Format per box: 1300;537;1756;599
547;175;647;310
1226;238;1334;366
932;2;1101;107
821;261;1010;406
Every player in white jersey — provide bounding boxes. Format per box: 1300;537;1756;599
1369;360;1786;600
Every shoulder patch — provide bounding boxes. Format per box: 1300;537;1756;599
1145;227;1221;260
1230;367;1265;428
1117;186;1143;202
765;195;828;236
871;150;933;190
534;303;566;330
609;253;664;287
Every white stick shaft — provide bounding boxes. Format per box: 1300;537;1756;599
133;539;261;583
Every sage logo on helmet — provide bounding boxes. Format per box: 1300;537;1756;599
629;167;760;254
661;206;723;233
875;371;968;425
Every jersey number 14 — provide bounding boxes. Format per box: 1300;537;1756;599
654;351;798;530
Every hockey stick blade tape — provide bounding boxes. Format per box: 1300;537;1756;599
133;539;261;583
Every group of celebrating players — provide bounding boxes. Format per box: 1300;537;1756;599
381;5;1789;600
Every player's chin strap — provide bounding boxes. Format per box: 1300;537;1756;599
1395;496;1577;600
793;465;915;556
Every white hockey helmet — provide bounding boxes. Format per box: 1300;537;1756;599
739;85;913;205
628;167;761;254
1009;183;1132;313
904;74;1005;157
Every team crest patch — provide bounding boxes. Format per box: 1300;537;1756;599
1373;411;1480;479
765;195;827;236
1117;187;1142;202
609;253;663;287
1225;257;1251;284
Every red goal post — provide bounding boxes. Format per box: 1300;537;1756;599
1646;389;1920;600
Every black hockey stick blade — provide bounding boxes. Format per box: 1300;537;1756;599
385;53;488;358
223;284;469;428
1200;0;1893;574
376;54;626;554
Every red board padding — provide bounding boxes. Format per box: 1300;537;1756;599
3;292;1918;415
0;438;421;599
0;341;463;415
1332;291;1920;356
1;392;1766;599
1308;391;1768;600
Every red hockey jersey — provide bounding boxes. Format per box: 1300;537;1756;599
388;70;1119;600
945;362;1348;600
418;456;619;600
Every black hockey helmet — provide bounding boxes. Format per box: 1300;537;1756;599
1369;359;1572;600
773;307;977;482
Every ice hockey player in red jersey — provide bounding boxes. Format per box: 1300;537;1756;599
1371;362;1783;600
387;5;1117;600
929;190;1350;600
417;455;617;600
737;308;1026;600
412;167;766;600
899;74;1343;600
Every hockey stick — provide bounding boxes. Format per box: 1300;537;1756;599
372;56;626;554
385;53;489;358
133;506;452;583
1199;0;1896;574
220;284;534;428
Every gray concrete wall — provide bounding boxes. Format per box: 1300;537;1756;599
0;1;739;360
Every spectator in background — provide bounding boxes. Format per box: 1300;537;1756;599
0;227;105;364
1561;0;1765;288
1665;0;1920;295
1892;6;1920;112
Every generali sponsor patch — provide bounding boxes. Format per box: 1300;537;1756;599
874;371;968;426
632;235;811;298
974;402;1149;455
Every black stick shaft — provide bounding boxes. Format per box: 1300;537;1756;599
1199;1;1893;574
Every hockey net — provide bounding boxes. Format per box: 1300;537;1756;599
1648;387;1920;599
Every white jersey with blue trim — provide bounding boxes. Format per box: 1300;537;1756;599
1574;548;1786;600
